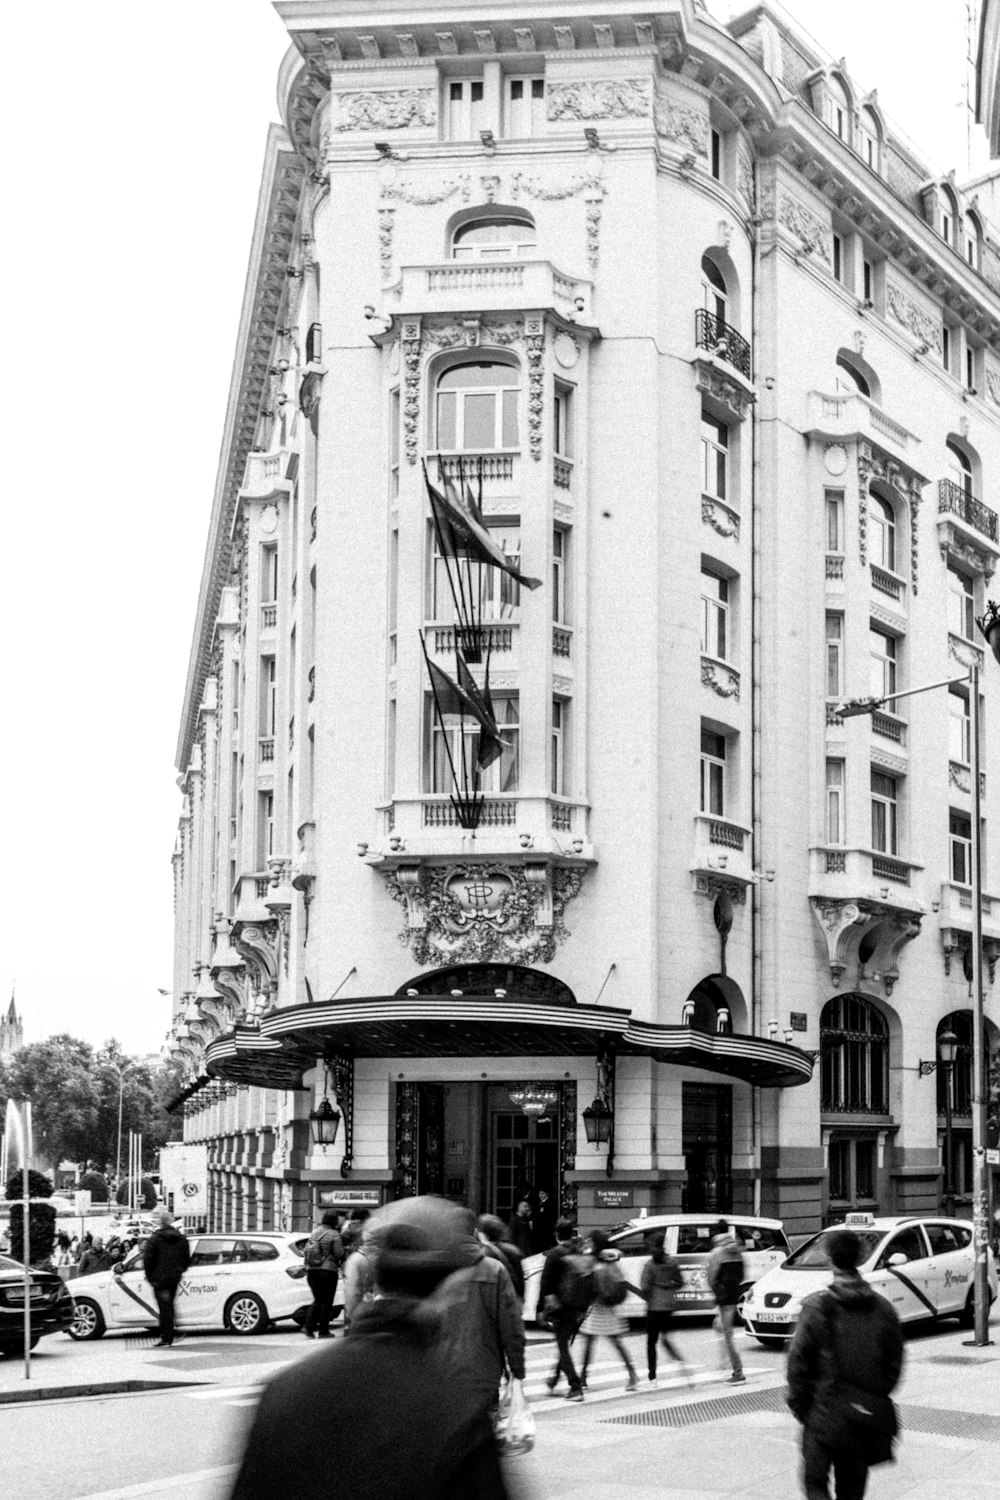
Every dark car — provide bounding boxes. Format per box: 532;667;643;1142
0;1253;75;1356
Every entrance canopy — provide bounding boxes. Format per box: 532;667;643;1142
203;988;813;1091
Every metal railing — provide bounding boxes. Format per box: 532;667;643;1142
938;478;999;543
694;309;752;380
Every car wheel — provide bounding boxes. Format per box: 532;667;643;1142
755;1336;786;1350
69;1299;106;1341
958;1289;975;1329
225;1292;267;1336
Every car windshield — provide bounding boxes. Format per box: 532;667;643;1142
0;1254;21;1271
785;1228;884;1268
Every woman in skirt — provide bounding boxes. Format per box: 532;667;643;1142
579;1231;638;1392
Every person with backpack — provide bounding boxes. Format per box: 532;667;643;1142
787;1228;904;1500
639;1232;691;1386
538;1217;585;1401
303;1209;345;1339
476;1214;525;1302
706;1219;745;1383
431;1209;526;1418
578;1231;638;1392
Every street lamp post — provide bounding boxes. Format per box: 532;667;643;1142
109;1061;140;1209
938;1027;959;1219
836;597;1000;1348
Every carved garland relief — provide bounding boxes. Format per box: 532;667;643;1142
546;78;651;121
701;496;740;540
331;89;436;133
653;98;709;157
885;281;943;354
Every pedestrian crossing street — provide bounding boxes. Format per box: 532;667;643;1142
180;1335;764;1411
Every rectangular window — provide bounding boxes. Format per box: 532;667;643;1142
966;347;976;392
832;234;843;283
505;76;545;137
700;729;726;816
826;760;845;845
259;658;277;736
700;412;728;501
950;810;972;885
552;528;568;624
826;614;844;699
261;546;278;604
855;1141;875;1200
825;491;844;553
429;693;519;795
948;566;975;639
387;699;396;800
390;388;400;488
551;699;566;796
829;1140;850;1201
869;626;897;708
863;259;874;303
446;79;485;140
710;129;721;180
949;687;971;763
428;524;521;621
257;791;274;869
553;384;572;458
871;770;898;855
701;569;729;660
942;325;951;373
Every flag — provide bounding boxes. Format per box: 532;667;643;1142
424;653;505;770
455;652;506;771
423;462;542;590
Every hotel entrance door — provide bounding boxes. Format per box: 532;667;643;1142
488;1088;560;1223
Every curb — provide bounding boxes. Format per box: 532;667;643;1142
0;1378;207;1407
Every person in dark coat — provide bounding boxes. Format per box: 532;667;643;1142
787;1228;904;1500
506;1198;534;1258
77;1237;112;1278
303;1208;345;1339
538;1216;584;1400
706;1219;745;1382
639;1232;691;1385
432;1209;526;1416
228;1197;510;1500
142;1210;191;1348
476;1213;525;1300
532;1186;558;1253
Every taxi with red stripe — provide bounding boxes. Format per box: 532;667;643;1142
741;1212;998;1346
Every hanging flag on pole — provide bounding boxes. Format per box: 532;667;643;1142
424;462;543;591
423;652;505;770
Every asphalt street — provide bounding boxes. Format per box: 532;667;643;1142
2;1313;998;1499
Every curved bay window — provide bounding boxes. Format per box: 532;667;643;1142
428;524;521;623
451;216;536;261
821;995;889;1114
434;360;519;453
428;693;519;794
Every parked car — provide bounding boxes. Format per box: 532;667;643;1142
68;1232;312;1340
741;1213;1000;1347
521;1213;791;1323
0;1253;75;1356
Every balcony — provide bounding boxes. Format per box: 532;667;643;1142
938;478;999;544
805;392;920;463
826;554;844;581
694;309;751;381
691;814;754;892
872;711;907;747
258;737;275;764
554;457;573;491
937;880;1000;942
808;846;924;907
389;260;592;324
370;794;593;858
260;603;277;631
241;448;296;502
553;625;572;658
869;564;906;607
428;623;516;657
429;451;520;518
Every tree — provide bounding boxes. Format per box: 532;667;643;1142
5;1169;56;1265
4;1036;98;1167
91;1043;159;1173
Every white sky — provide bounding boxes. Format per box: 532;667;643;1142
2;1;991;1057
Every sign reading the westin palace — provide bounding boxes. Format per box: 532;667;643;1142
594;1187;633;1210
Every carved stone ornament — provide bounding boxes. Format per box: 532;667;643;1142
553;331;580;369
938;523;996;582
332;89;436;133
738;151;755;210
525;317;545;460
701;496;740;540
653;97;709;156
402;317;529;464
857;441;925;593
759;186;830;260
693;873;747;905
824;443;848;477
985;367;1000;407
701;658;740;700
401;317;422;464
694;360;754;420
948;632;984;671
232;920;279;1000
546;78;652;122
511;152;606;273
809;898;921;988
383;861;587;966
298;372;322;437
885;281;943;354
949;761;971;793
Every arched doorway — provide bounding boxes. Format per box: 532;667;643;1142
935;1010;1000;1204
679;976;748;1213
820;994;890;1215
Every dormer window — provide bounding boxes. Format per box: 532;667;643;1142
451;215;536;262
965;212;981;270
505;76;545;138
858;107;880;170
824;76;850;141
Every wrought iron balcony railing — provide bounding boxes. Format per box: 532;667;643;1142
938;477;999;543
694;309;752;381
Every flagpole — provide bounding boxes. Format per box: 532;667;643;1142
432;458;475;645
422;460;470;649
419;631;462;810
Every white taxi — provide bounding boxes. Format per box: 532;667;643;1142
68;1232;312;1340
742;1213;999;1347
521;1214;791;1323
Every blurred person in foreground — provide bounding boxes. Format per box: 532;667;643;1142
229;1197;511;1500
476;1212;525;1301
432;1207;526;1416
787;1228;904;1500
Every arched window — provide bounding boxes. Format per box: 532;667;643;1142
451;216;536;261
835;353;870;398
858;107;880;170
824;76;850;140
946;440;973;498
821;995;888;1113
964;212;981;270
434;360;519;452
939;188;957;248
701;255;728;324
869;495;896;571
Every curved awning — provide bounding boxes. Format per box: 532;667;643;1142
203;992;813;1092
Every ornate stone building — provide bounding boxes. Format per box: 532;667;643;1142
169;1;999;1238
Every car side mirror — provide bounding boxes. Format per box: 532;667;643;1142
887;1252;908;1267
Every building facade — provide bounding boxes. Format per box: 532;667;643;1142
169;1;1000;1239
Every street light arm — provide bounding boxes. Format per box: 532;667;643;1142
834;674;970;718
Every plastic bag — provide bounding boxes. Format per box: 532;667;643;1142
493;1377;536;1455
